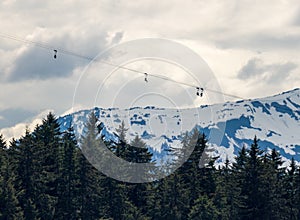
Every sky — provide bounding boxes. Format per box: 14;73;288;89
0;0;300;140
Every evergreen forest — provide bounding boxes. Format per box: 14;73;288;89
0;112;299;220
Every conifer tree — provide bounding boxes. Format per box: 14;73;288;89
100;120;142;219
0;135;24;220
295;166;300;220
261;149;286;219
76;112;103;219
185;130;215;207
188;194;219;220
0;162;24;220
54;127;78;219
13;130;38;220
31;112;62;219
238;136;266;219
149;172;184;220
171;129;207;217
76;150;103;219
214;157;239;220
127;135;153;214
231;145;248;217
284;157;298;219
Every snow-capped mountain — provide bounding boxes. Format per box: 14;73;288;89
58;88;300;165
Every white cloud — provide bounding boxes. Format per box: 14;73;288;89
0;109;53;141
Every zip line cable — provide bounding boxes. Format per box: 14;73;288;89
0;32;244;100
0;33;95;60
2;32;299;132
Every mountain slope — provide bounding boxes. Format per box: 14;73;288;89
58;88;300;165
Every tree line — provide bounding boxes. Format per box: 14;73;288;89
0;112;299;219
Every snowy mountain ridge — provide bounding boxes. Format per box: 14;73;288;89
58;88;300;165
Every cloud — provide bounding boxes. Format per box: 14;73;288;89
0;0;299;129
238;58;264;80
7;46;78;81
0;109;52;142
238;58;297;83
110;32;124;45
0;108;37;129
3;28;116;82
291;7;300;26
215;32;300;51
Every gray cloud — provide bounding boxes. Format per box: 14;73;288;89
7;47;80;81
238;58;263;80
4;31;119;82
216;32;300;51
111;32;124;45
292;8;300;26
0;108;37;129
238;58;297;83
